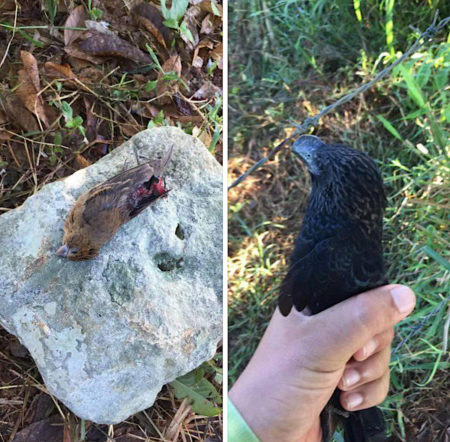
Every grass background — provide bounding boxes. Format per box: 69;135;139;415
228;1;449;440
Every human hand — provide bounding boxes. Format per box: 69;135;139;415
229;284;416;442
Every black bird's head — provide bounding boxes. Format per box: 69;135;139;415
292;135;387;219
292;135;381;184
292;135;326;176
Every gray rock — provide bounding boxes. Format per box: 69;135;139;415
0;127;222;424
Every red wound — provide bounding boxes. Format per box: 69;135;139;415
151;179;166;195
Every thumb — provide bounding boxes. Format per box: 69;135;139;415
308;284;415;365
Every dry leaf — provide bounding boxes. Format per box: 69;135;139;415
77;66;106;84
63;422;72;442
121;122;144;137
65;45;105;66
0;93;39;132
20;50;40;90
132;102;160;119
92;135;110;156
0;0;16;11
132;3;172;49
84;20;115;35
174;115;203;124
43;103;58;127
173;94;193;115
156;55;182;104
163;103;203;123
192;38;214;69
196;128;212;148
198;0;223;16
83;96;97;141
0;130;12;141
181;5;202;49
16;52;48;127
64;5;87;46
211;42;223;69
192;80;221;99
45;62;77;80
79;31;152;64
73;153;92;169
9;415;64;442
161;55;182;76
192;54;203;68
200;13;214;34
16;70;48;127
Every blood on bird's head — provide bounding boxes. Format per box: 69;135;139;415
141;175;167;197
150;177;166;196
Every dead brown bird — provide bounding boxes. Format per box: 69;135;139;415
56;146;173;261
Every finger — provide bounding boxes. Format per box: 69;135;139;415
340;370;390;411
309;284;415;364
353;327;394;361
339;345;391;391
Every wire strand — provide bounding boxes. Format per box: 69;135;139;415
228;13;450;190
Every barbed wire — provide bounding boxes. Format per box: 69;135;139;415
228;13;450;190
391;294;450;356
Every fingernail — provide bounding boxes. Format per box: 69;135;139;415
391;286;415;314
343;369;360;388
345;393;363;409
362;339;377;359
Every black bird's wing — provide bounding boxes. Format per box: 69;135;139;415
279;226;386;315
278;235;315;315
279;225;387;441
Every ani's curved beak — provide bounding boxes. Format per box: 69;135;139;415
292;135;325;175
56;244;69;258
292;135;324;161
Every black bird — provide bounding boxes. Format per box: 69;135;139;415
279;135;388;442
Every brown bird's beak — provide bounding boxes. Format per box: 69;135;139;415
56;244;69;258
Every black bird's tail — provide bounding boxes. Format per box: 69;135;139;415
322;392;387;442
342;407;387;442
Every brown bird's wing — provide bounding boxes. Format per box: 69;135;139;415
101;163;155;187
127;190;169;219
81;166;148;226
81;183;123;225
81;162;167;227
153;145;174;176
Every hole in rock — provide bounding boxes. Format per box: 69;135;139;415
175;224;185;240
154;252;184;272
